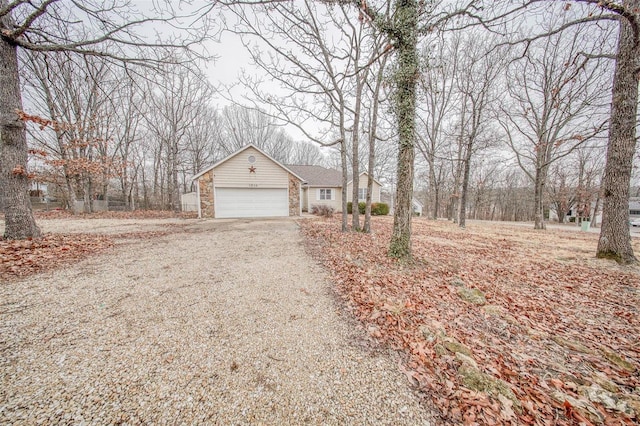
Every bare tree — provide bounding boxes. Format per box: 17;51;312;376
416;33;461;221
22;51;122;213
452;33;505;228
498;20;610;230
0;0;210;238
144;61;214;211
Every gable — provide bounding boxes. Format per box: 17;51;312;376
192;144;304;183
215;147;289;188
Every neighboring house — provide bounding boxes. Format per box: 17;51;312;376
381;190;423;216
192;144;304;218
548;201;603;224
286;166;383;212
412;198;424;216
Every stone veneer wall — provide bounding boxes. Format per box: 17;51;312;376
288;174;300;216
199;170;215;218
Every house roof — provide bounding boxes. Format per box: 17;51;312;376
285;165;343;187
192;144;304;182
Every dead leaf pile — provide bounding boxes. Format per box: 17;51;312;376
0;234;113;281
300;217;640;425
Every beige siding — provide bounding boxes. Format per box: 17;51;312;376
302;188;309;212
308;186;342;212
214;147;289;188
346;179;382;203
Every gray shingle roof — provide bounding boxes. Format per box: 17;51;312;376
286;165;343;187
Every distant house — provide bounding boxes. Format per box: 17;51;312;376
548;202;603;224
412;198;424;216
286;166;383;213
381;190;423;216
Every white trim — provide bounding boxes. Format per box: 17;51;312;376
212;181;217;217
191;144;305;182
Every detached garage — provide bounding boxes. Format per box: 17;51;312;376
192;144;303;219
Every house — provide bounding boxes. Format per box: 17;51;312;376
412;198;424;216
285;165;383;212
191;144;304;218
381;190;423;216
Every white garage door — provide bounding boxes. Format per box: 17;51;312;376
216;188;289;218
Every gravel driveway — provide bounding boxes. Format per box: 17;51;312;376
1;218;431;424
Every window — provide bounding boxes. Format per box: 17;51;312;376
358;188;367;201
320;189;332;200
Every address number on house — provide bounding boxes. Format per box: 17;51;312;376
248;184;259;188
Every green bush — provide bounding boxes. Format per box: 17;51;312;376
371;203;389;216
347;202;389;215
346;202;365;214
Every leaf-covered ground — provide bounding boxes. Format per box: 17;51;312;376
1;212;191;281
0;234;114;281
300;217;640;425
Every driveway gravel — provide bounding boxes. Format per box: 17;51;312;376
1;218;432;424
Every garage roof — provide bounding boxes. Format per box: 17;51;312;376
192;144;305;182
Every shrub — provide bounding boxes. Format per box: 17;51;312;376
371;203;389;216
310;204;334;218
347;202;367;214
348;202;389;215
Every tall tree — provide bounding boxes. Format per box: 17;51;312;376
416;34;461;221
499;20;610;230
596;0;639;263
453;34;504;228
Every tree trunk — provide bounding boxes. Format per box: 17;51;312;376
389;0;418;259
458;145;472;228
340;140;348;232
428;164;439;220
364;53;387;233
533;167;546;230
596;3;638;264
351;123;360;232
0;35;41;239
351;70;365;232
591;191;601;228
